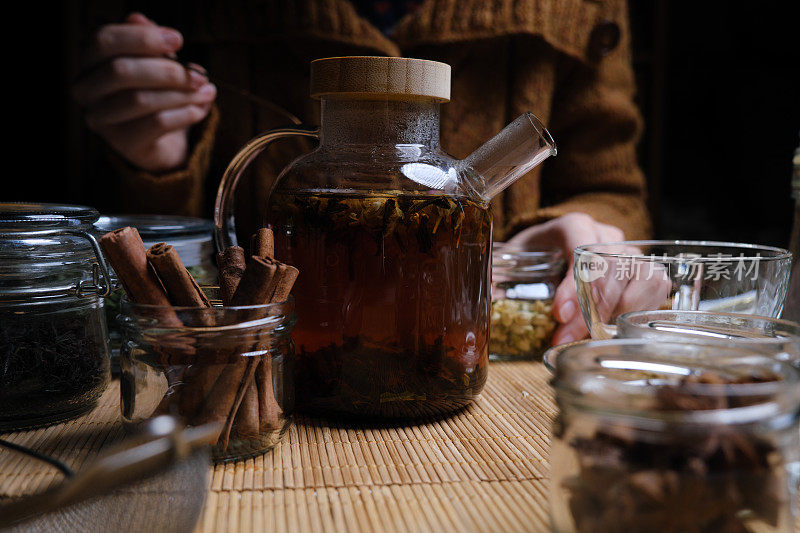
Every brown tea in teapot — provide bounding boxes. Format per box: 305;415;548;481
267;190;492;418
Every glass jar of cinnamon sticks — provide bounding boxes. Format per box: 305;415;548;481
119;288;295;462
550;339;800;533
104;226;298;462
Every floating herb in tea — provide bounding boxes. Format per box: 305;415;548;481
267;190;492;418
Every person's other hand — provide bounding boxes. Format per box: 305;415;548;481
506;213;625;344
72;13;216;172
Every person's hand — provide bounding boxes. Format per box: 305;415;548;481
506;213;625;344
72;13;216;173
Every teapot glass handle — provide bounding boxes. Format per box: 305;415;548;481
213;125;320;250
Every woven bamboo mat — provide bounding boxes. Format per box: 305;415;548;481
0;362;555;532
199;362;555;532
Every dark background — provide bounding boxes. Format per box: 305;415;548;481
8;1;800;248
628;1;799;246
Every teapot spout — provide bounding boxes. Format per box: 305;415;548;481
462;112;556;201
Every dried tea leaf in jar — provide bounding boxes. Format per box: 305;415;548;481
0;203;111;431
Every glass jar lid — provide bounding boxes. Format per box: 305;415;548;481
95;215;213;268
492;246;564;282
0;202;99;229
94;215;212;240
553;338;800;424
0;203;110;302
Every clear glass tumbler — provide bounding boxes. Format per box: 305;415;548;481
574;241;792;339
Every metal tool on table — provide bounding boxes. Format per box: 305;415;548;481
0;416;220;533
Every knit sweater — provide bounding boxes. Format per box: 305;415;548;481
108;0;651;240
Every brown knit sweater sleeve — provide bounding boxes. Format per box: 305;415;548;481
506;1;652;240
109;105;220;217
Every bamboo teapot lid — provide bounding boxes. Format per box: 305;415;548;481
310;56;451;102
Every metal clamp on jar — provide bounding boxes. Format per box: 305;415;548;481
0;203;111;431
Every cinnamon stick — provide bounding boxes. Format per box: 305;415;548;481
269;263;299;304
177;354;227;428
198;352;258;451
99;227;172;310
255;356;283;430
202;233;298;454
264;262;297;428
144;242;219;423
231;257;298;306
99;228;180;343
232;374;260;440
100;227;185;413
230;256;279;307
217;246;246;305
208;255;278;451
145;242;216;422
215;255;298;451
222;376;266;445
219;237;275;451
147;242;211;308
178;245;247;433
250;228;275;259
252;258;297;433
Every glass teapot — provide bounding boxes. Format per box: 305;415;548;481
214;56;556;419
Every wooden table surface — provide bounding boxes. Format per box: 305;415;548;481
0;361;555;532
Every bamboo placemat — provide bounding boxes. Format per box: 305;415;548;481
0;362;555;532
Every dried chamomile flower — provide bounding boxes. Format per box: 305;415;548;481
490;298;556;358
